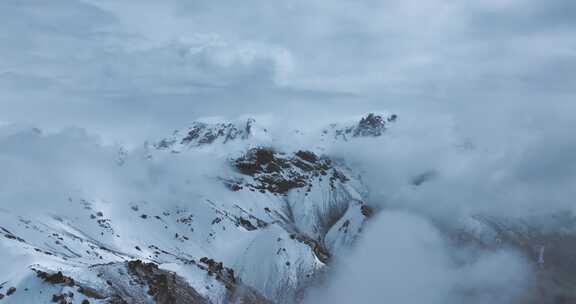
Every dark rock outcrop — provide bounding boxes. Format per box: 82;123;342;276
324;113;397;141
232;148;345;195
196;257;273;304
127;260;209;304
155;118;258;150
37;270;75;286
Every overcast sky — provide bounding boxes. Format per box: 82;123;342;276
1;0;575;142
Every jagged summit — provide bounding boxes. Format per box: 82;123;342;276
154;113;398;153
356;113;397;137
155;118;266;151
323;112;397;141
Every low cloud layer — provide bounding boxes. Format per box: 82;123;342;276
305;212;532;304
328;108;576;220
1;0;575;142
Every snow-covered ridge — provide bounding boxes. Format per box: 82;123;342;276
0;114;379;304
154;118;265;151
2;113;576;303
322;113;397;141
153;113;398;153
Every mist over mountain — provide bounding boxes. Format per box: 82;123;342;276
1;1;576;303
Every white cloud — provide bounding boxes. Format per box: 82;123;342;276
305;212;531;304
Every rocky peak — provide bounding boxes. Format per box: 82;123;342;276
155;118;263;151
324;113;397;141
355;113;395;137
230;147;346;195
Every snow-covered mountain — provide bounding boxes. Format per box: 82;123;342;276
153;118;267;152
1;112;575;304
0;114;395;304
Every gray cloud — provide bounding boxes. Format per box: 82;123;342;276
2;0;575;140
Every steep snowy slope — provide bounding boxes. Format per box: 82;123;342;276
0;113;393;304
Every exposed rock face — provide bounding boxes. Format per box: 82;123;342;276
153;113;398;154
27;260;272;304
354;113;393;137
228;147;361;266
197;257;273;304
36;270;76;286
155;118;261;150
360;205;374;218
127;260;210;304
323;113;397;141
31;269;107;303
198;257;236;289
232;148;346;195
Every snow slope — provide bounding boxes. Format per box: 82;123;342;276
0;113;393;303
